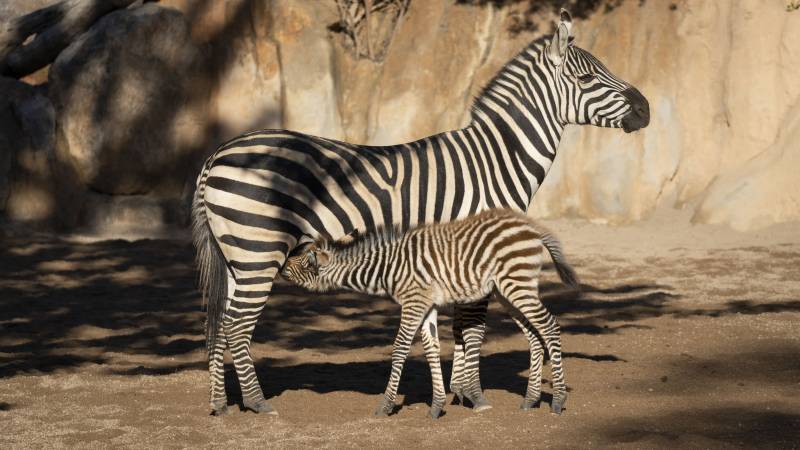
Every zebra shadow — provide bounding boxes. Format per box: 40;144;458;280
216;348;622;411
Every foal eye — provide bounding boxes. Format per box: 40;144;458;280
578;73;596;83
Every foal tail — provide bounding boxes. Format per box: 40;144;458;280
539;229;581;291
192;167;228;354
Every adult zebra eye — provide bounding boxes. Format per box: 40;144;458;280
578;74;595;83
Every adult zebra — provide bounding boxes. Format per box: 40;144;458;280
193;9;649;415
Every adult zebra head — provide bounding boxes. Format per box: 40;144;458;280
474;9;650;135
548;10;649;132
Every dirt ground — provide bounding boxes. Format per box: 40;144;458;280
1;210;799;449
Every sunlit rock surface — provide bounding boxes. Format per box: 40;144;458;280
2;0;799;232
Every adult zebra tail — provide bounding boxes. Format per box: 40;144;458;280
191;168;227;354
539;228;581;292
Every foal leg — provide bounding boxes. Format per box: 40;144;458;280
419;308;446;418
375;300;431;417
511;316;545;410
498;280;567;414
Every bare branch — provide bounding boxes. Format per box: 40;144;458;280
0;0;137;78
333;0;410;62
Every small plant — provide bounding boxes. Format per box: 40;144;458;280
334;0;410;61
788;0;800;12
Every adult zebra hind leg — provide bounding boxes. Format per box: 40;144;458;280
450;299;491;412
224;266;280;415
193;210;231;415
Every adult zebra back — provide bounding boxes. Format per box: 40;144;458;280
193;9;649;415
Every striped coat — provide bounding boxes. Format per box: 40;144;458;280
281;209;580;417
193;9;649;415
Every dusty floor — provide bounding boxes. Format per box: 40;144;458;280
1;214;799;449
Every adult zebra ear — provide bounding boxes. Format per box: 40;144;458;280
547;9;573;66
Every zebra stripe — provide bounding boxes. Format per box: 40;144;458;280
281;209;580;417
193;9;649;415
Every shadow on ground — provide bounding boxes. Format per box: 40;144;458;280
2;236;800;390
600;407;800;448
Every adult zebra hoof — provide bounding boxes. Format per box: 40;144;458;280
374;397;395;417
550;395;567;415
210;404;231;416
243;398;278;415
428;405;443;419
520;397;541;410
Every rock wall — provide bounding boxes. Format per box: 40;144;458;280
1;0;799;232
178;0;800;231
529;0;800;229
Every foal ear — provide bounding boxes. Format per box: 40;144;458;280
316;249;331;266
291;241;314;257
337;229;359;245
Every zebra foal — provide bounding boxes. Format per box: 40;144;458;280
281;209;580;418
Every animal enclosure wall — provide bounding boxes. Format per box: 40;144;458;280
1;0;798;232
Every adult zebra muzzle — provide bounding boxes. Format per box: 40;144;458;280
620;87;650;133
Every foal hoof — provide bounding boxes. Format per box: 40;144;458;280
452;389;465;406
374;397;395;417
468;392;493;412
453;389;492;412
520;397;541;411
243;398;278;415
550;395;567;415
428;405;443;419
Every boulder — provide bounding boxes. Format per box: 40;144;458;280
48;3;202;196
0;77;59;223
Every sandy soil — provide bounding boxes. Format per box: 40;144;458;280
1;211;799;449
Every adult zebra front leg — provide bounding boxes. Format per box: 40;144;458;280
450;298;491;412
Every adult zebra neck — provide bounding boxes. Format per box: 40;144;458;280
467;38;564;201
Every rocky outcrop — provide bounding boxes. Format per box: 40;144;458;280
2;0;799;233
528;0;800;227
48;3;202;196
694;100;800;230
271;0;343;139
0;77;58;223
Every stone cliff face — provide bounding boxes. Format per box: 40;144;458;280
530;0;800;230
179;0;799;231
1;0;798;232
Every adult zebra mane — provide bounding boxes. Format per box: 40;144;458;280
469;35;557;120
